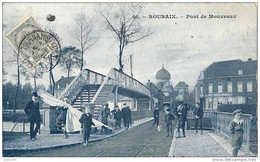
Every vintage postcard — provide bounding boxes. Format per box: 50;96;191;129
2;2;258;160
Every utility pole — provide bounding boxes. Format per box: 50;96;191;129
130;54;133;77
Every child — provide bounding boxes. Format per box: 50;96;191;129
79;106;95;146
229;109;244;157
165;107;175;137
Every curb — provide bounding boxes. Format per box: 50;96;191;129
3;118;153;152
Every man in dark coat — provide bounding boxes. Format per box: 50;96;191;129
79;106;95;147
176;102;187;138
24;92;41;141
165;107;175;137
153;106;160;127
194;102;203;135
101;103;110;125
112;105;122;129
122;103;131;130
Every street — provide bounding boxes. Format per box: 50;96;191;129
6;117;175;157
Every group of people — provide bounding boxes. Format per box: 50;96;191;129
152;101;204;138
24;92;245;155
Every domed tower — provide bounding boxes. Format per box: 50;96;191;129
156;64;171;90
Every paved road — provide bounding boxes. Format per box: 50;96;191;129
7;116;176;157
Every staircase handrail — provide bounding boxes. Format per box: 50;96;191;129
59;70;84;103
90;68;115;104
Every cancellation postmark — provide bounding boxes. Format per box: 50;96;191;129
5;12;59;68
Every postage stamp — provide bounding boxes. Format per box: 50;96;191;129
5;13;58;68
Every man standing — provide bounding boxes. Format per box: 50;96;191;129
153;106;159;127
79;106;95;147
165;107;175;137
194;102;203;135
24;92;41;141
112;105;122;129
122;103;131;130
101;103;110;125
176;102;187;138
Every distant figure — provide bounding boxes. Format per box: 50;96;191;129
176;102;187;138
122;103;131;130
101;103;110;125
153;106;160;127
229;109;244;157
24;92;41;141
194;102;203;135
112;105;122;129
165;107;175;137
79;106;95;147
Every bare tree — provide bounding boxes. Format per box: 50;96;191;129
21;62;48;90
59;46;81;83
99;4;152;72
70;12;97;70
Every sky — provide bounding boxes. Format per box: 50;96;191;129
2;3;257;90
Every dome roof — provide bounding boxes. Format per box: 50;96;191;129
156;65;171;80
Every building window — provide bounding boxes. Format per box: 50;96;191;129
200;85;203;94
238;70;243;75
237;97;245;104
228;98;233;104
217;98;223;105
218;83;223;93
227;82;232;93
237;82;243;92
208;83;213;94
209;98;212;108
247;81;253;92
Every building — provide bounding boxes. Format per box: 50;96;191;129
54;76;76;98
155;64;174;108
195;59;257;110
175;81;189;102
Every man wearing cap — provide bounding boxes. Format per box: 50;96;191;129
79;106;95;146
24;92;41;141
101;103;110;125
122;103;131;130
229;109;244;157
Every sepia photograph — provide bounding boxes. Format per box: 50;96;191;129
1;2;258;159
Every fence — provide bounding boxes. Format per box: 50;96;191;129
211;111;252;153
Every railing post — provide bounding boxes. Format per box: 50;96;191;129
23;118;25;133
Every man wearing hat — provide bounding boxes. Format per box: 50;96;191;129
79;106;95;146
122;103;131;130
101;103;110;125
24;92;41;141
176;102;187;138
165;106;175;137
112;105;122;129
229;109;244;157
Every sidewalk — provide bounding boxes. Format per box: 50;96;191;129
168;130;256;157
3;117;153;152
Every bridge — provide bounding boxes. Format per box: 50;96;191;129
59;68;152;119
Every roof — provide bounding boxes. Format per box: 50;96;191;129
204;59;257;78
56;76;76;89
156;65;171;80
175;81;189;88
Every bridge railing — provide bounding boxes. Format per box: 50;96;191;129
59;69;106;105
210;111;252;153
112;68;151;97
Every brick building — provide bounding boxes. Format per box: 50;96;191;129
194;59;257;110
